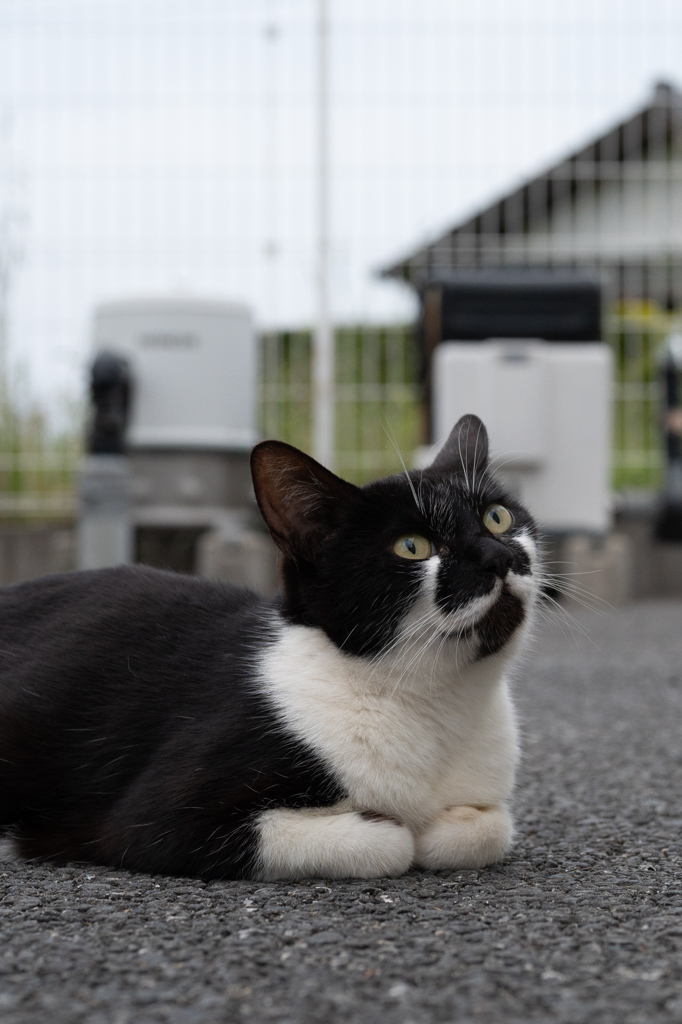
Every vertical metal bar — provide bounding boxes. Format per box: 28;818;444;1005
313;0;334;469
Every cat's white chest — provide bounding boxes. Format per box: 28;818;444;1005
260;621;519;830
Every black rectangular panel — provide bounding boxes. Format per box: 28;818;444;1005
429;271;602;342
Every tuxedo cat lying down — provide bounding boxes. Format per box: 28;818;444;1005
0;415;540;880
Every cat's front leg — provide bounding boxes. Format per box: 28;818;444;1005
414;804;513;870
255;806;415;881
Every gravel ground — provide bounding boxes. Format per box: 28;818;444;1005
1;599;682;1024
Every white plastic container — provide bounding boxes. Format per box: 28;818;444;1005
432;340;612;533
92;297;258;451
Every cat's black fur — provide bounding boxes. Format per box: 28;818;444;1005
0;568;343;876
0;415;537;879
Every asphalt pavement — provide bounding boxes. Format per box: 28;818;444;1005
1;598;682;1024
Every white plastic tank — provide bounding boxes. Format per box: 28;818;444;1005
92;297;258;451
432;340;612;533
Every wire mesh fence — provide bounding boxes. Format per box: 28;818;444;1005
0;384;81;518
260;313;668;491
0;2;681;518
611;305;669;491
260;324;421;484
0;311;670;519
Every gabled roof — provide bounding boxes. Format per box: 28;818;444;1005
381;81;682;287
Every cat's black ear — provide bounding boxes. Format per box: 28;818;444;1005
251;441;360;560
430;414;489;477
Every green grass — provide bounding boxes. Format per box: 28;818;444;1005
609;302;670;491
260;315;669;492
259;324;422;484
0;379;82;520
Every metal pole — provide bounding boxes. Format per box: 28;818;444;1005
313;0;334;468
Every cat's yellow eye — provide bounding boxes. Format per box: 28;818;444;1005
393;534;434;560
483;504;513;536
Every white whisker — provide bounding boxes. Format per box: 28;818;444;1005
381;418;423;514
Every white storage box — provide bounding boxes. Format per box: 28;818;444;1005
92;297;258;451
432;340;612;533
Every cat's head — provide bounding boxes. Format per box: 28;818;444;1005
251;415;540;665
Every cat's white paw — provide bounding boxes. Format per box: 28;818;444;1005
256;807;415;881
414;804;513;870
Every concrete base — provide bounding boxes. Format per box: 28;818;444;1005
135;526;208;576
0;527;75;586
77;455;133;570
196;521;279;595
3;491;681;603
550;532;635;609
129;449;253;520
539;491;682;606
613;517;682;599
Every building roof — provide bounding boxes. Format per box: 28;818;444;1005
381;81;682;288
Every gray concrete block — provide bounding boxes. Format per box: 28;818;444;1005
196;522;279;595
0;527;76;585
616;517;682;598
557;532;635;608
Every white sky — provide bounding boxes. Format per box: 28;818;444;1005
1;0;681;416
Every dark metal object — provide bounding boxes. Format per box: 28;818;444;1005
88;351;132;454
422;270;602;344
654;344;682;542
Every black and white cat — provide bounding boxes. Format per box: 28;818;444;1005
0;414;540;881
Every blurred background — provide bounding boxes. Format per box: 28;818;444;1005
1;0;682;598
